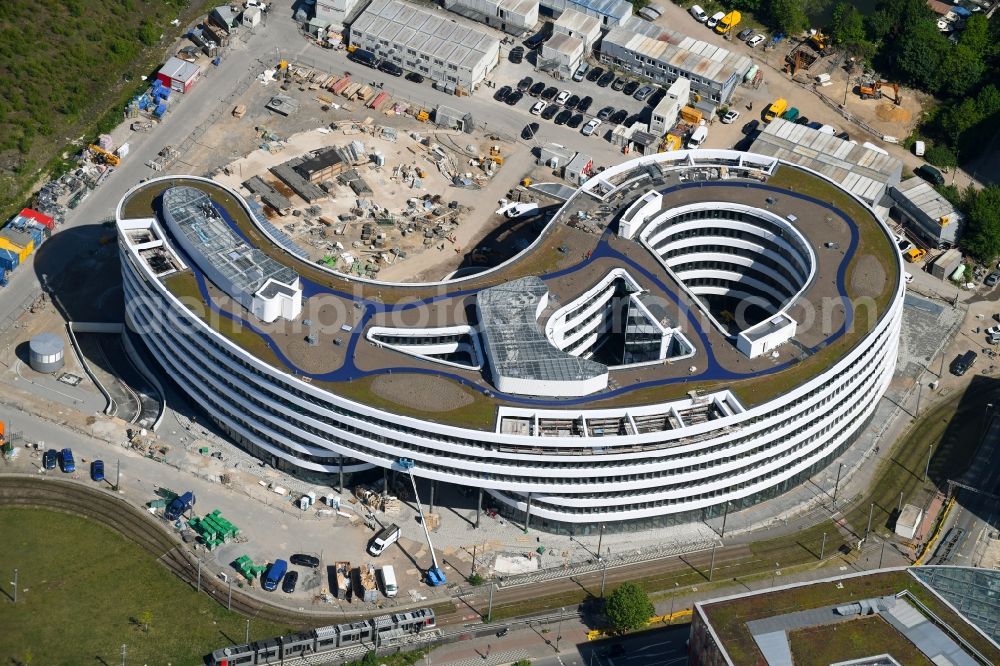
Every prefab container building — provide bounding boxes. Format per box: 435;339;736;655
350;0;501;92
553;8;601;50
14;208;55;232
540;32;584;78
0;228;35;264
889;177;963;249
540;0;631;29
444;0;539;35
316;0;370;29
157;57;202;94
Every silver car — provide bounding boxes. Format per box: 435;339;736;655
633;85;655;101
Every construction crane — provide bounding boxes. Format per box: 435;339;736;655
88;144;120;167
397;458;446;586
858;80;901;105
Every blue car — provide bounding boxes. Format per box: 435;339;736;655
59;448;75;473
91;459;105;482
43;449;58;470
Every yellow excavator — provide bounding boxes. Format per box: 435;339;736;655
88;144;120;167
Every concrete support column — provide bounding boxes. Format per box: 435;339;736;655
429;480;435;514
338;455;344;494
524;493;533;533
476;487;483;528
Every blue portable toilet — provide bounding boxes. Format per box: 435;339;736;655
154;103;167;118
158;87;171;100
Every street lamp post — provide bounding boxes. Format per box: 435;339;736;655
600;560;608;598
556;607;565;653
771;563;780;589
596;524;605;561
11;568;17;604
832;463;844;511
865;503;875;541
669;581;679;623
925;444;934;482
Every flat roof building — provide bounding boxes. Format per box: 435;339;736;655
350;0;500;91
315;0;370;29
539;32;585;78
599;20;751;104
157;57;201;94
540;0;631;29
553;8;602;49
890;177;963;249
444;0;539;34
750;118;903;207
649;77;690;135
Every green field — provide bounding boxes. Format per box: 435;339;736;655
0;507;286;664
0;0;214;220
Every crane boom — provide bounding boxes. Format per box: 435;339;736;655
398;459;446;586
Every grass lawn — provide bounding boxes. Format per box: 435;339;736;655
0;508;287;664
788;615;933;666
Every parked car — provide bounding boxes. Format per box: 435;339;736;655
611;76;627;91
951;350;977;376
377;61;403;77
577;95;593;112
597;71;616;87
523;27;551;49
582;118;602;136
586;66;605;82
565;94;580;110
621;80;639;96
707;11;725;28
794;116;810;125
59;448;75;473
554;109;573;125
987;325;1000;337
541;104;559;120
494;85;512;102
555;90;571;105
986;273;1000;287
517;76;533;92
737;28;753;40
405;72;424;84
689;4;708;22
530;101;545;115
529;81;546;97
609;109;629;124
541;86;558;101
522;122;540;140
504;90;523;105
722;109;740;124
915;165;945;185
633;85;655;101
747;34;765;47
597;106;615;121
742;119;760;135
290;554;320;568
282;570;299;593
262;559;288;591
509;46;524;63
90;459;105;482
572;62;589;82
646;88;666;107
836;131;851;140
43;448;58;470
567;113;584;128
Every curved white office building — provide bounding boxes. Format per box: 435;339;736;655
117;150;904;534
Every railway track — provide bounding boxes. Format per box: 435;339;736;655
0;475;456;628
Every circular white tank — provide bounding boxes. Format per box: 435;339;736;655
29;332;64;374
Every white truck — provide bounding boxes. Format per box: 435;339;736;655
380;565;398;597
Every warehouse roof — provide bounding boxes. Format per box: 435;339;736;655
750;118;903;204
891;177;962;223
602;20;752;87
561;0;632;21
353;0;499;69
554;8;601;35
498;0;538;18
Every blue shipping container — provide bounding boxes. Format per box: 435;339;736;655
0;249;19;272
154;103;167;118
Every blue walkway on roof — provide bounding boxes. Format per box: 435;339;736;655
171;179;863;409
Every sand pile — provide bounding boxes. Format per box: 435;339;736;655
876;103;911;123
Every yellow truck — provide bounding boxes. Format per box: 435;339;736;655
716;10;741;34
764;98;788;122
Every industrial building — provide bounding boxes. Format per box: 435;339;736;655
294;147;353;183
552;8;601;49
315;0;370;29
157;57;201;94
118;151;902;533
539;32;585;78
444;0;539;34
690;567;1000;665
890;176;963;249
540;0;631;29
599;20;751;104
349;0;500;92
750;118;904;208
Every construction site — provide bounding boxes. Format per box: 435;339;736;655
202;62;552;283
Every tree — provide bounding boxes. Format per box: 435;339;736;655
605;582;654;633
767;0;809;35
937;45;985;98
958;14;990;56
830;3;866;46
138;609;152;633
892;20;949;91
963;186;1000;263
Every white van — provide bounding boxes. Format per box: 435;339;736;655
380;565;398;597
368;523;401;556
706;11;725;28
688;125;708;149
914;140;926;157
689;4;708;22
